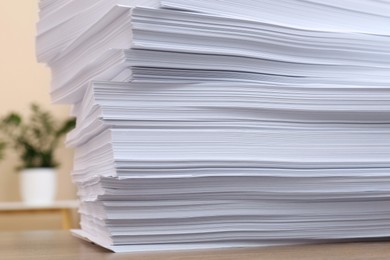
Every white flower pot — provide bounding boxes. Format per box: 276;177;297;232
20;168;57;205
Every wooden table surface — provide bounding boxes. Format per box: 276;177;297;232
0;230;389;260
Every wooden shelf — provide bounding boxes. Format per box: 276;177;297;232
0;200;78;229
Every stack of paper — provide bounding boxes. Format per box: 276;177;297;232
37;0;390;252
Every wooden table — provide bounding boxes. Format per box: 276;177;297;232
0;231;389;260
0;201;78;229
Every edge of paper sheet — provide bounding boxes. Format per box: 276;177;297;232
70;229;292;253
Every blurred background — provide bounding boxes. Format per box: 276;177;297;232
0;1;77;230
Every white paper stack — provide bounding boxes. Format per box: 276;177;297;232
37;0;390;252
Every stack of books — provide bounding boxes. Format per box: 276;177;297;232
37;0;390;252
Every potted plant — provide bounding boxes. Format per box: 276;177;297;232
0;103;75;205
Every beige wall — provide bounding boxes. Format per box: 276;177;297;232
0;1;77;229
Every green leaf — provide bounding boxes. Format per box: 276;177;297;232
2;113;22;126
0;141;5;160
56;118;76;138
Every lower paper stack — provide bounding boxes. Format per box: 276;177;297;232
68;81;390;252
